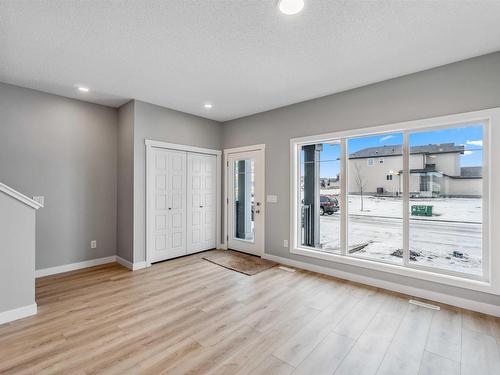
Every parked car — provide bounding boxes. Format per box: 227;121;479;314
320;195;339;215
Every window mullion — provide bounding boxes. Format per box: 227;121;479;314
403;131;410;266
340;138;347;256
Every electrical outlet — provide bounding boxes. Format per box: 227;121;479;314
283;239;289;248
91;240;97;249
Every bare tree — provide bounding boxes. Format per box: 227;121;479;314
353;162;367;211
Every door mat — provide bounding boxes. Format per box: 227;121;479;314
202;250;277;276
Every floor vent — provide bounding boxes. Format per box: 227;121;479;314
409;299;440;310
278;266;296;272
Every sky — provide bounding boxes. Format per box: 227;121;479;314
303;123;484;178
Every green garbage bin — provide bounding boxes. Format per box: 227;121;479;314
411;205;433;216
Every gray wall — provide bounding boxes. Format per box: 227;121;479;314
117;101;135;262
0;83;117;269
132;100;222;262
222;51;500;305
0;193;36;314
2;50;500;307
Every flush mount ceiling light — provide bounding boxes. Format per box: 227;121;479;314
204;103;213;109
278;0;304;15
78;86;89;92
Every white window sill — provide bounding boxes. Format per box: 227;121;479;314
290;246;496;295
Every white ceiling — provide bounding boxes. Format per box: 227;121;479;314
1;1;500;122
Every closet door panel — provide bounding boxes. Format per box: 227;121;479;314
204;211;215;243
187;153;205;253
167;150;187;258
150;149;172;262
203;155;217;249
187;153;217;253
150;148;216;262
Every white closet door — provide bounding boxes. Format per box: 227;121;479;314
168;150;187;257
202;154;217;249
187;153;217;253
149;148;187;262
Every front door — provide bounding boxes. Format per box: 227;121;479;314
226;149;265;256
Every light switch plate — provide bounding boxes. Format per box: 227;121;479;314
266;195;278;203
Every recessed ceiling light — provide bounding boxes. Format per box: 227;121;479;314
204;103;213;109
78;86;89;92
278;0;304;15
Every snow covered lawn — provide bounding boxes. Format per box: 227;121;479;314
315;196;482;275
347;195;482;223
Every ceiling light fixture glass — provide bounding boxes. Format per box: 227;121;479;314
278;0;304;15
204;103;213;109
78;87;89;92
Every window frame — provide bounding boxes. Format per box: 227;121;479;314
290;108;495;294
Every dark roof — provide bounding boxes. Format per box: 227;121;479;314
349;143;464;159
460;166;482;177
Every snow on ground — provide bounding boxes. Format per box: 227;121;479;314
313;195;482;275
347;195;482;223
319;191;482;223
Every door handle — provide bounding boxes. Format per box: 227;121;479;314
255;209;261;214
199;205;203;208
168;208;172;210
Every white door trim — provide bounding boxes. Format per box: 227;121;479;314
224;144;266;154
145;140;222;267
145;139;222;156
223;144;266;254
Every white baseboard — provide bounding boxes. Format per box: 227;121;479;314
116;256;147;271
0;303;37;325
132;261;147;271
35;256;117;278
263;253;500;317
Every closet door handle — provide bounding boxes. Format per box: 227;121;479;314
199;205;203;208
168;207;172;210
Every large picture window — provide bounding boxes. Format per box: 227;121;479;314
347;132;404;264
299;142;341;253
408;125;483;275
291;116;489;286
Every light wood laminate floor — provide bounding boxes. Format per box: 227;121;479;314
1;251;500;375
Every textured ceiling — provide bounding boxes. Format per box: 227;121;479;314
1;0;500;121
